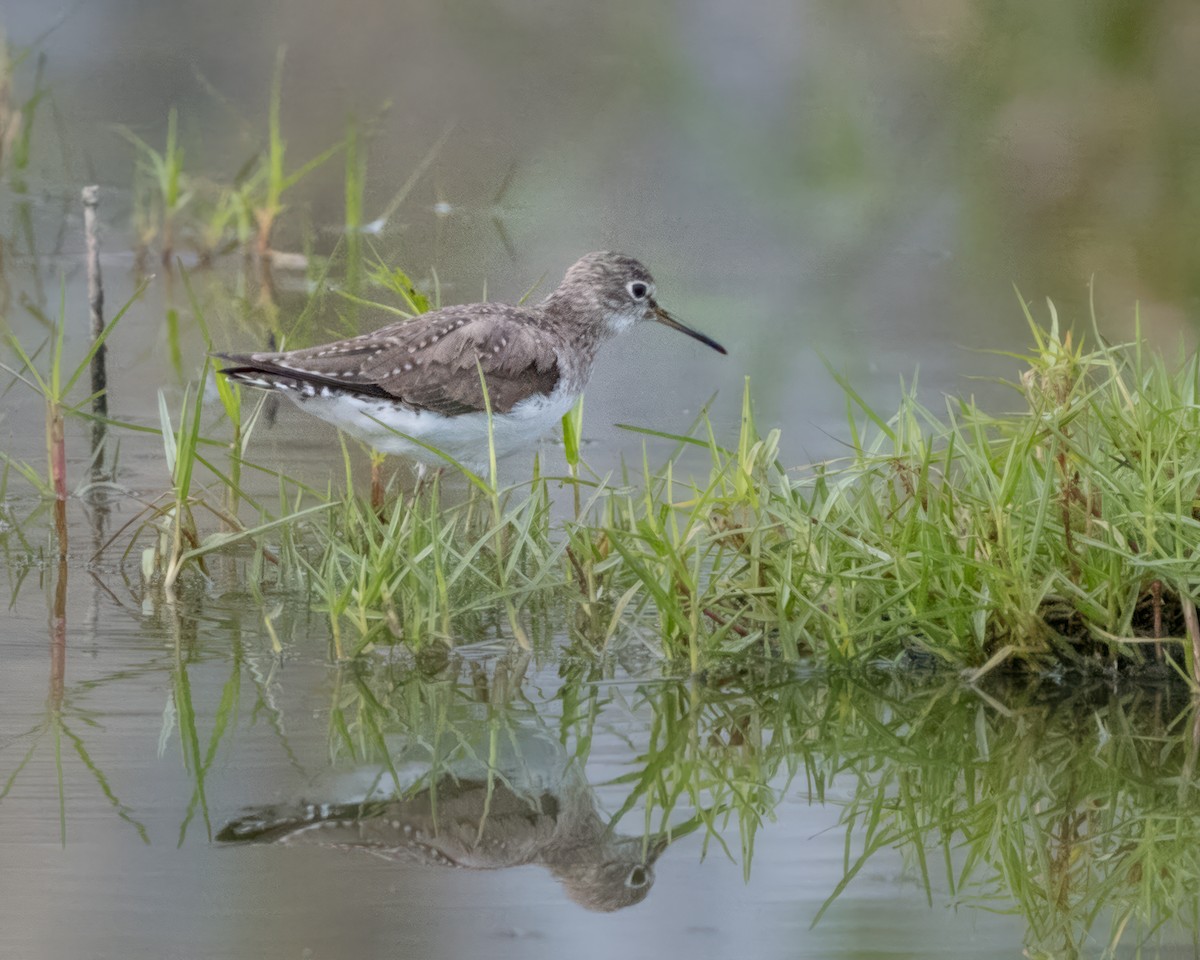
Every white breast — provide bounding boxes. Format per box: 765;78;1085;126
282;380;580;471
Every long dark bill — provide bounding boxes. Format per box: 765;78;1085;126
652;305;727;355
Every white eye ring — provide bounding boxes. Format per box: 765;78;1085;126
626;866;649;888
627;281;650;301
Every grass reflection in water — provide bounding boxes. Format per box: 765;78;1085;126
202;650;1200;956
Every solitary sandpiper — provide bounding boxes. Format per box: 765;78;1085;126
218;251;726;470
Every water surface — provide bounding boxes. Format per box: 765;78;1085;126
5;2;1200;957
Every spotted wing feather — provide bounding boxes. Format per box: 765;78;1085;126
218;304;562;415
218;783;560;868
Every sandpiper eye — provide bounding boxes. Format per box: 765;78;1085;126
626;866;648;888
627;281;649;301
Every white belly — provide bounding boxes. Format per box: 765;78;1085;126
286;384;579;470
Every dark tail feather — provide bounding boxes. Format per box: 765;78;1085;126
216;801;368;844
212;352;392;400
216;805;307;844
211;352;276;390
217;799;404;846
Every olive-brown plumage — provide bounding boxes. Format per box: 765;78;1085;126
218;252;725;468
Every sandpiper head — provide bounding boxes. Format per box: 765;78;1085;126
554;251;726;354
552;833;670;912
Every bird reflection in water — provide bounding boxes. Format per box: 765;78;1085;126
218;658;668;912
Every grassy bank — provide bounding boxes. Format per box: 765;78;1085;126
601;312;1200;679
9;274;1200;684
295;309;1199;681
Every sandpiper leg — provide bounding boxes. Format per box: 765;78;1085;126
370;454;387;511
413;463;444;499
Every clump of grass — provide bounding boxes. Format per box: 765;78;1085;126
558;380;788;666
307;462;561;660
117;50;348;267
245;47;345;262
574;306;1200;681
328;251;435;329
121;107;191;264
772;306;1200;677
191;181;255;264
0;280;142;545
76;282;329;597
111;380;333;597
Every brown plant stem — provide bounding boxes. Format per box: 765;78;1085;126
1151;579;1163;662
46;398;66;501
50;544;68;710
371;457;385;513
1183;594;1200;689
